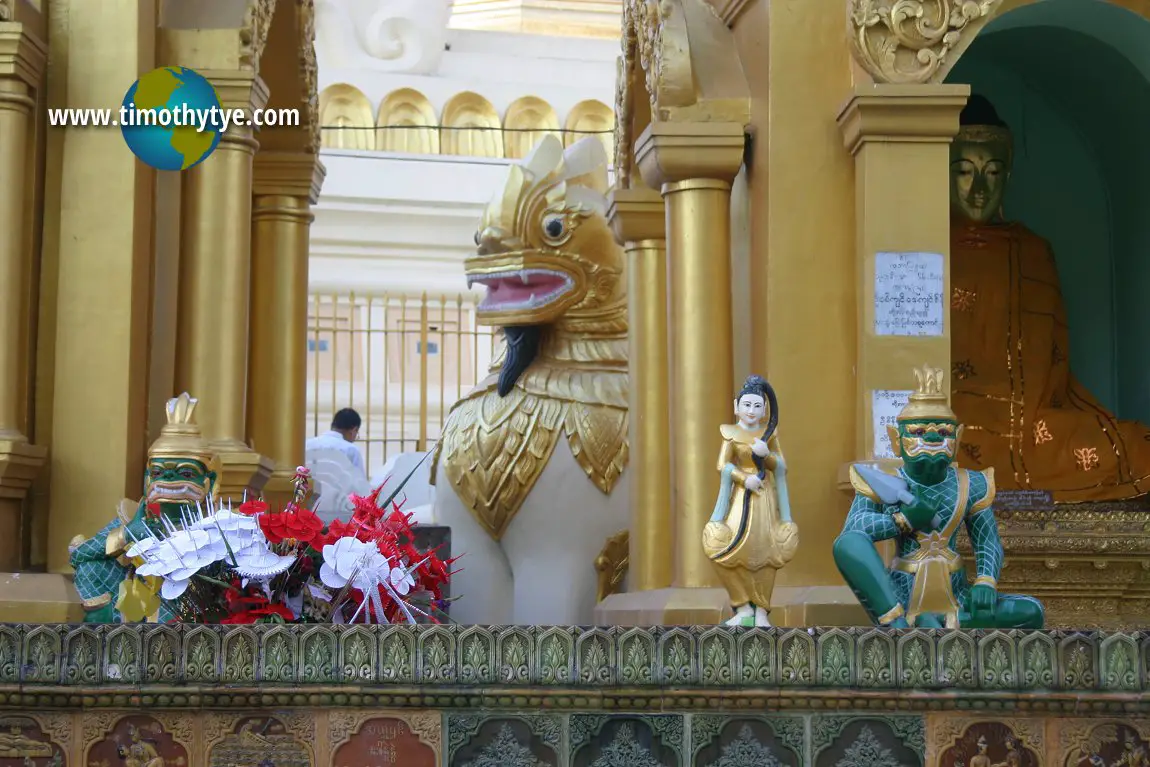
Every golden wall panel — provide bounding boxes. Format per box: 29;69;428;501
502;95;560;159
376;87;439;154
319;83;374;151
440;90;503;158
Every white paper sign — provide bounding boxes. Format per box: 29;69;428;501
872;389;912;458
874;251;944;336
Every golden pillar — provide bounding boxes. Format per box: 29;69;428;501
609;187;672;591
174;71;274;499
596;121;745;624
0;10;47;572
640;122;744;588
43;0;156;590
248;152;325;507
836;85;968;464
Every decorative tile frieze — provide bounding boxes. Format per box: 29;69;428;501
0;625;1147;714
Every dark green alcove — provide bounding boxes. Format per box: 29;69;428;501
946;0;1150;423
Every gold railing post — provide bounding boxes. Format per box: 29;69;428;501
0;11;47;571
418;293;430;451
249;151;326;507
304;290;494;463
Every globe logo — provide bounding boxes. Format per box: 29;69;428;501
120;66;224;171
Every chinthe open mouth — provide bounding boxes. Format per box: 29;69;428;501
467;269;574;312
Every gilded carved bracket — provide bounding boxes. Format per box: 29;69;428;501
847;0;1004;84
614;0;750;188
241;0;277;71
297;0;320;153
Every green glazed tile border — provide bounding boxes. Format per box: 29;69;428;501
0;625;1147;712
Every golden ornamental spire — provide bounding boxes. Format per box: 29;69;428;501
166;392;198;427
898;365;956;422
148;392;214;464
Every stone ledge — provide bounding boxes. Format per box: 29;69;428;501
0;573;82;623
0;624;1146;704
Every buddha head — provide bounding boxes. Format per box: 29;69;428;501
886;366;962;486
950;94;1013;224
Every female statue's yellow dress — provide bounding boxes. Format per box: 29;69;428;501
702;426;799;610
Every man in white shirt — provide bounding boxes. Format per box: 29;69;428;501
305;408;366;475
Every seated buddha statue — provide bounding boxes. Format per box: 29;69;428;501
949;95;1150;502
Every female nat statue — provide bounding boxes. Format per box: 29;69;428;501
702;374;799;627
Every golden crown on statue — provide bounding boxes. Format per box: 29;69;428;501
149;392;214;464
898;365;955;422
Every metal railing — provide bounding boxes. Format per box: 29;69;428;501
306;292;500;475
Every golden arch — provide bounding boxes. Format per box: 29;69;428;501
849;0;1150;84
319;83;375;151
377;88;439;154
502;96;561;160
564;99;614;166
440;91;503;158
950;0;1150;77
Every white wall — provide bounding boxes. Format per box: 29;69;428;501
309;0;619;297
310;150;510;297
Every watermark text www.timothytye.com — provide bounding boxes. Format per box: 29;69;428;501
48;104;300;132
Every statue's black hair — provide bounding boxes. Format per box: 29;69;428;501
736;374;779;442
960;94;1008;129
737;374;769;402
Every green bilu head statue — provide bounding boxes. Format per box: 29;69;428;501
144;393;217;507
885;366;962;486
950;94;1012;225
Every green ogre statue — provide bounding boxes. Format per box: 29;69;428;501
69;393;217;623
833;366;1044;629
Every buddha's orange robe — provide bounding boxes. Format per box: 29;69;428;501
950;222;1150;502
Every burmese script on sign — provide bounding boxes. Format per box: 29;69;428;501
873;389;912;459
874;251;945;336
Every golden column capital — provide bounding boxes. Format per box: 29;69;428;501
634;121;745;190
607;186;665;245
197;69;269;145
837;83;970;155
253;151;327;205
0;17;47;87
200;69;270;113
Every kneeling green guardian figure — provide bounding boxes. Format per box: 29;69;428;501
834;365;1044;630
69;393;218;623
